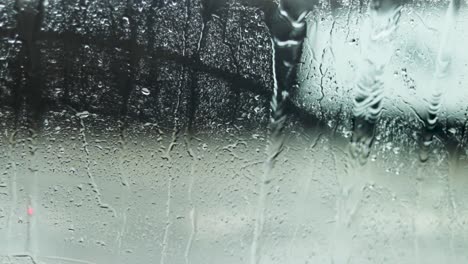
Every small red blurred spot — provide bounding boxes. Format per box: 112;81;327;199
27;206;34;216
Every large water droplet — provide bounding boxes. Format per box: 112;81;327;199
142;88;150;96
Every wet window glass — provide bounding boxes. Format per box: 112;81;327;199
0;0;467;263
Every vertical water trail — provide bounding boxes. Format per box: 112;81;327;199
183;116;198;264
160;71;183;264
163;89;182;161
183;156;198;264
6;130;18;255
333;1;403;263
413;166;423;264
317;21;336;119
116;125;130;259
249;39;285;264
77;112;116;216
349;0;403;217
182;1;203;262
446;154;461;264
250;1;311;263
350;0;402;164
25;129;39;260
419;0;460;162
159;176;172;264
158;59;183;262
443;123;466;263
417;3;461;261
160;29;188;260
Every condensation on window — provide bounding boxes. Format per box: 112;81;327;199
0;0;467;263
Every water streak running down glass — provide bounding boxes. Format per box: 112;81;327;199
0;0;468;264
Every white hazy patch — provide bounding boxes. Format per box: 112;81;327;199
297;5;468;122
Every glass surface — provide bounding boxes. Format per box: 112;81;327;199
0;0;467;263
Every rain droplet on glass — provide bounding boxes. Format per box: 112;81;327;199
142;88;150;96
